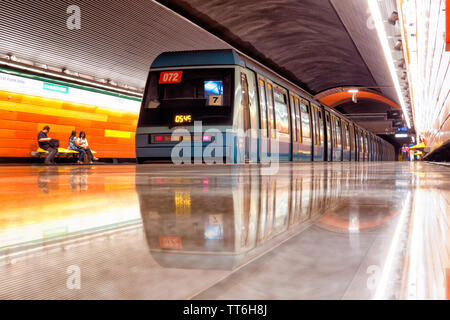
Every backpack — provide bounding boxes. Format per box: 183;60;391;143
49;139;60;148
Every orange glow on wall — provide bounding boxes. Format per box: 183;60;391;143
319;91;402;110
0;90;138;158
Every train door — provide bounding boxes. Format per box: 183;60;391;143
272;85;291;161
343;122;351;161
325;111;332;161
337;118;343;161
318;109;325;161
299;99;312;161
257;77;269;161
240;73;251;162
243;69;259;163
349;123;355;161
290;95;303;161
333;116;342;161
289;94;296;161
311;104;324;161
265;80;277;159
359;130;365;161
331;115;337;161
364;133;368;161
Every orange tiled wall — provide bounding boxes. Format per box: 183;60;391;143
0;90;139;158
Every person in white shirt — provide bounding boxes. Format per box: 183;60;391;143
76;131;98;164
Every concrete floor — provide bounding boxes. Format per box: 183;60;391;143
0;162;448;299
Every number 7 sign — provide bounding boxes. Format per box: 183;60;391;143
159;71;183;84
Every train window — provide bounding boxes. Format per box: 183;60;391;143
311;107;317;144
360;133;364;152
140;68;233;126
335;119;341;147
295;99;301;142
345;124;350;150
290;96;297;141
258;79;268;137
318;111;324;145
241;73;250;131
326;114;331;142
331;116;336;147
341;122;346;149
300;101;310;139
273;87;289;134
267;83;276;138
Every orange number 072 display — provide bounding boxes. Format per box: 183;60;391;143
159;71;183;84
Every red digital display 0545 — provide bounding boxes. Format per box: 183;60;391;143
159;71;183;84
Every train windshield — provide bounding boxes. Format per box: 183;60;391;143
138;68;233;127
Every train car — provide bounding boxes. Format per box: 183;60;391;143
136;49;394;163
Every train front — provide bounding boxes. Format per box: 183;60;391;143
135;50;240;164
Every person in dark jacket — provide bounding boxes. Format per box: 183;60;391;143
37;126;58;164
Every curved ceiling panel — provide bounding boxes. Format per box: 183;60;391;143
157;0;378;94
319;90;402;110
0;0;230;91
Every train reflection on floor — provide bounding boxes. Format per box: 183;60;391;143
0;162;426;299
136;163;401;271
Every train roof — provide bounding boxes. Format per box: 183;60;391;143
151;49;245;69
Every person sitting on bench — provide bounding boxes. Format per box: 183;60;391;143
68;130;86;165
77;131;98;164
37;126;58;165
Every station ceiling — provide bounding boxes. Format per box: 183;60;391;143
0;0;409;132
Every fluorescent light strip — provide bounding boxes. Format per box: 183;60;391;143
374;191;411;299
368;0;412;128
0;59;143;98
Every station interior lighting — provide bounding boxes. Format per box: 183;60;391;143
395;133;409;138
368;0;412;128
348;89;359;103
388;11;399;25
0;57;143;97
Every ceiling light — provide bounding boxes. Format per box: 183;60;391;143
0;59;142;97
388;11;399;25
368;0;411;128
395;133;408;138
394;40;403;51
8;54;18;62
348;89;359;103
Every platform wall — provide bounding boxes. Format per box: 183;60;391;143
400;0;450;154
0;68;140;159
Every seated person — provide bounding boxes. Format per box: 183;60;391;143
68;130;86;164
38;126;58;165
76;131;98;164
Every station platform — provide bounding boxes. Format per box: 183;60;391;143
0;162;448;300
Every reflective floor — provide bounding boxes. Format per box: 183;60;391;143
0;162;449;299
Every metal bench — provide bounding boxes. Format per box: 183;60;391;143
31;148;97;161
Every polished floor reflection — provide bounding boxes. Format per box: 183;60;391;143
0;162;448;299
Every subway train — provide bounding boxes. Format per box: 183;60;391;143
136;49;395;163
